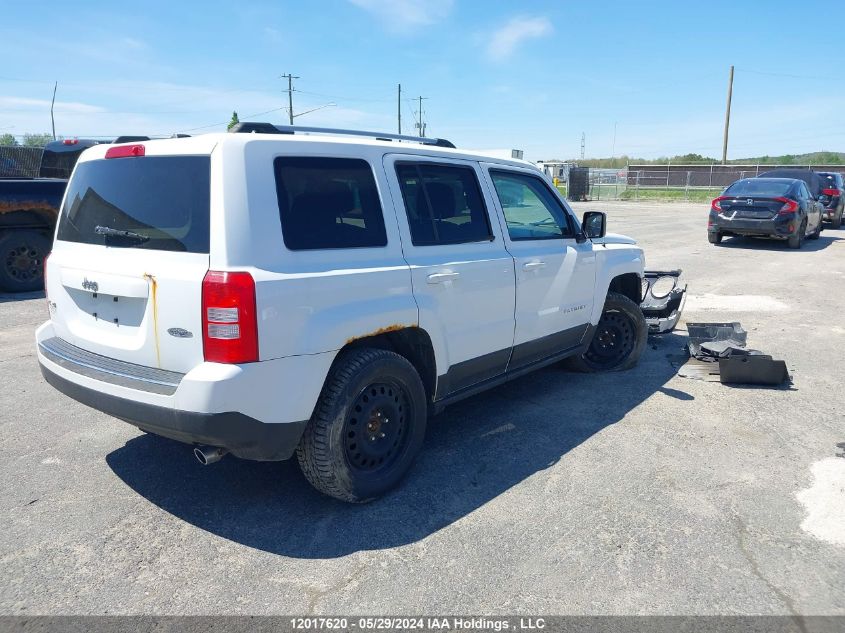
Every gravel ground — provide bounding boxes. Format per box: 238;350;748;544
1;201;843;615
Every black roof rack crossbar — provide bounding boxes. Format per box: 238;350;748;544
228;122;455;148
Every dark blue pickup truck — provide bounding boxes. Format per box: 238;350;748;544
0;139;106;291
0;137;164;291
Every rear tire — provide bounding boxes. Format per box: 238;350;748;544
708;232;722;245
296;348;427;503
787;220;806;249
0;230;50;292
565;292;648;373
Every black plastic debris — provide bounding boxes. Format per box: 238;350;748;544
687;322;747;358
681;322;790;386
719;355;789;385
641;270;687;334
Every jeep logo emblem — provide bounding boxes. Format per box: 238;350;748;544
81;278;99;292
167;327;193;338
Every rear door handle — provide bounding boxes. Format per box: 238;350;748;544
522;261;547;271
427;272;460;284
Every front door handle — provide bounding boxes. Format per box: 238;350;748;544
427;271;460;284
522;261;547;271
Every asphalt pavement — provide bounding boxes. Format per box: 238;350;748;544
1;201;843;615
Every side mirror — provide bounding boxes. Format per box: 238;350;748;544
582;211;607;239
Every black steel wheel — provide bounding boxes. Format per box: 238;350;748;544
585;311;636;367
297;347;427;503
0;231;50;292
565;292;648;373
343;381;411;474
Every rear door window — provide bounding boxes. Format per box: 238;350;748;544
274;157;387;250
395;162;493;246
56;156;210;253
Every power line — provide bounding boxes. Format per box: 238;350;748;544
735;67;827;82
168;106;287;134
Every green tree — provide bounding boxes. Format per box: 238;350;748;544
227;111;240;131
0;133;16;146
22;133;54;147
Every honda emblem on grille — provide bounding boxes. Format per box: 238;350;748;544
167;328;193;338
81;278;99;292
747;199;754;205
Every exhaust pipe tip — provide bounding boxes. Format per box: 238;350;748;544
194;445;228;465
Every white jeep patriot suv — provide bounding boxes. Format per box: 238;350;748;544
36;123;647;502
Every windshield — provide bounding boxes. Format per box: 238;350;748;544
56;155;210;252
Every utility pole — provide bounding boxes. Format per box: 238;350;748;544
397;84;402;134
415;95;427;136
50;81;57;140
722;65;734;165
580;132;585;160
280;73;299;125
611;122;617;166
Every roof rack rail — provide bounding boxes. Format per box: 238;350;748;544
228;122;456;149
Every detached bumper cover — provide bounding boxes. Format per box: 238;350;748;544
640;270;687;334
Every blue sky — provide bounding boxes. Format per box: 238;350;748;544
1;0;841;161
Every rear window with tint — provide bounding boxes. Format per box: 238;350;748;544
274;157;387;250
725;179;793;197
818;173;842;188
56;156;210;253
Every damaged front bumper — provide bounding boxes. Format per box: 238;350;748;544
640;270;687;334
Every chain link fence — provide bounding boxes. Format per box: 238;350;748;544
0;146;44;178
568;163;845;202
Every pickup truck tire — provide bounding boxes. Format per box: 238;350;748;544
296;347;427;503
565;292;647;373
0;230;50;292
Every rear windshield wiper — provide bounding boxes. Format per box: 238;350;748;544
94;225;150;243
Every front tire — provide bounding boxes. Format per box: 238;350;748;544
297;348;427;503
566;292;648;373
0;230;50;292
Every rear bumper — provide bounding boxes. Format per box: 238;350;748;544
40;363;306;460
35;321;335;460
709;215;792;238
822;206;841;221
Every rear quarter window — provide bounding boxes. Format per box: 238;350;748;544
274;157;387;250
56;155;210;253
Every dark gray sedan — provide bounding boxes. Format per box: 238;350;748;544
708;178;823;249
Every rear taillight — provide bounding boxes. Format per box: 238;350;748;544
711;196;728;212
201;271;258;364
105;144;145;159
822;188;841;197
775;197;798;215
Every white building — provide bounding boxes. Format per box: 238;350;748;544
537;160;572;182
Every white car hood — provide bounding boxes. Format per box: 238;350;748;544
592;232;638;246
